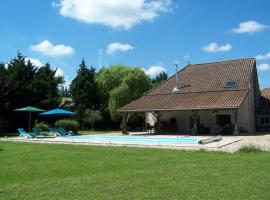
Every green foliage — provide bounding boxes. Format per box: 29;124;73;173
59;86;71;98
109;68;151;120
0;77;15;114
83;109;103;129
33;64;64;109
55;119;80;133
70;59;99;122
0;119;9;134
97;65;152;121
238;146;264;153
34;121;49;131
0;52;65;132
96;65;129;103
2;52;64;108
151;71;168;86
5;53;37;105
0;63;7;79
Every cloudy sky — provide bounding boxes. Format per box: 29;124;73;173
1;0;270;88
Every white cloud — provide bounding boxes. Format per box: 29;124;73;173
257;64;270;71
4;63;8;69
30;40;74;57
203;42;232;53
232;21;268;34
256;52;270;61
63;79;71;88
142;66;166;77
25;57;44;67
54;0;172;30
106;42;134;55
54;68;65;77
54;68;71;88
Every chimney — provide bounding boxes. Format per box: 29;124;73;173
172;64;181;92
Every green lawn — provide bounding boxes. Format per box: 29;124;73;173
0;142;269;200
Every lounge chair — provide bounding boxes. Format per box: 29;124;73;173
18;128;36;139
32;127;50;137
59;127;74;136
48;128;61;137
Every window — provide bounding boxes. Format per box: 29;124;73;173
224;80;238;88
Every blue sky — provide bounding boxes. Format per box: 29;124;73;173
1;0;270;89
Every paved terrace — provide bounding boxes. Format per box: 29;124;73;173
1;132;270;152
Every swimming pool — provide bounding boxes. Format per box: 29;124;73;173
69;135;200;144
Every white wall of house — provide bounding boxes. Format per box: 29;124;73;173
145;96;250;134
237;95;249;132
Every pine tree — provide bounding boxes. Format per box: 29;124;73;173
70;59;99;127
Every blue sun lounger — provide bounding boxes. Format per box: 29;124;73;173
48;128;61;136
32;127;50;137
59;127;74;136
18;128;36;139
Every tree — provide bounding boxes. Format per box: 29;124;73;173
83;109;103;130
151;71;168;86
5;52;37;106
59;85;71;98
0;52;65;133
0;63;7;79
97;65;152;121
70;59;99;125
0;77;16;133
32;63;64;109
0;77;15;115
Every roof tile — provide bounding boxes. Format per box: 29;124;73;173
120;58;255;112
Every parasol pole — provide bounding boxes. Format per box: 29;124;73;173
29;112;31;132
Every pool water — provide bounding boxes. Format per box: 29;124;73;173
69;135;200;143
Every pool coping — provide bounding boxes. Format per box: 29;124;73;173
0;134;247;152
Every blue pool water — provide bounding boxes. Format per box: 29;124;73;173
69;135;200;143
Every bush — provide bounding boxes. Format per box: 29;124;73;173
55;119;80;133
83;109;103;130
0;119;9;135
34;121;49;131
237;146;264;153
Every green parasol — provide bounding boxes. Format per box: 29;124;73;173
14;106;45;132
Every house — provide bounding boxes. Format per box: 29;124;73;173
119;58;263;135
257;88;270;130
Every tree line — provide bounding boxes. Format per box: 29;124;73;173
0;52;168;133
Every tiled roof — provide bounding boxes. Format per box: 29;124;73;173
261;88;270;100
147;58;255;95
119;58;255;112
258;88;270;114
119;90;248;112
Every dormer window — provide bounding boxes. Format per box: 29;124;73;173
224;80;238;89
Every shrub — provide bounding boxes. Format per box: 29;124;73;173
0;119;9;135
83;109;103;130
34;121;49;131
55;119;80;133
237;146;264;153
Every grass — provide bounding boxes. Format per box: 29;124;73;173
238;145;264;153
0;142;270;199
